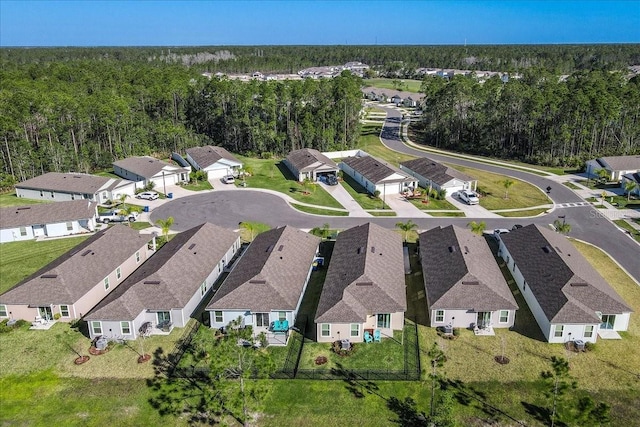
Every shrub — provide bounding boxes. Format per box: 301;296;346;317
53;313;61;320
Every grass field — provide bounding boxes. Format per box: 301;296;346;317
614;219;640;242
0;193;48;208
408;196;458;210
447;164;552;210
357;124;416;166
238;156;343;209
340;174;390;210
290;203;349;216
181;180;213;191
0;237;89;294
364;78;423;93
497;208;549;217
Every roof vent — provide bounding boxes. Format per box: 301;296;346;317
40;274;58;279
188;243;196;250
571;282;588;287
356;282;373;286
448;246;456;253
266;245;274;252
278;245;284;252
143;280;161;285
542;246;552;253
464;246;469;254
462;281;479;285
81;249;92;257
16;207;31;211
357;247;364;254
555;246;563;253
249;279;266;285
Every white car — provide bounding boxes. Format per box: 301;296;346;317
459;190;479;205
222;175;235;184
136;191;159;200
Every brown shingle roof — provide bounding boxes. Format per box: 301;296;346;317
342;155;414;185
85;223;239;321
286;148;338;173
315;223;407;323
207;226;320;312
600;155;640;172
0;226;152;306
500;225;632;323
419;226;518;312
15;172;114;195
0;200;97;229
186;146;242;169
400;157;474;186
113;156;188;179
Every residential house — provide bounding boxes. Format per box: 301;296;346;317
341;153;417;195
207;226;321;346
390;94;403;106
315;223;406;343
419;226;518;334
84;223;240;340
585;155;640;182
15;172;135;204
113;156;189;191
400;157;478;196
0;200;98;243
0;226;155;324
185;145;243;180
621;172;640;196
497;225;632;343
283;148;340;182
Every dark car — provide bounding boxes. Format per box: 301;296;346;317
325;175;338;186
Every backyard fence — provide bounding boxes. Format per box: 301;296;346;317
166;319;201;376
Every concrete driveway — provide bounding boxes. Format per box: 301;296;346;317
317;181;370;217
446;193;502;218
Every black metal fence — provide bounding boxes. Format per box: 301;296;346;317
166;320;201;376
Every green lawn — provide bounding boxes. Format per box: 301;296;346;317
290;203;349;216
614;219;640;242
95;170;120;179
0;237;89;294
364;78;423;93
368;210;397;217
238;156;343;209
340;174;390;210
357;124;417;166
429;211;466;217
497;208;549;217
563;181;582;190
408;196;458;210
448;164;552;210
0;193;49;208
181;180;213;191
130;221;152;231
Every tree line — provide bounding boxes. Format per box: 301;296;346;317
414;69;640;167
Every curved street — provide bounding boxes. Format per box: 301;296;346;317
152;108;640;283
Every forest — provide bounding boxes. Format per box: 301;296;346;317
0;45;639;185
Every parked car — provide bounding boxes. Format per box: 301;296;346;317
511;224;524;230
98;211;138;224
222;175;235;184
493;228;510;239
320;175;338;186
136;191;159;200
459;190;479;205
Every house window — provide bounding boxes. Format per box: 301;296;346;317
584;325;594;338
200;281;207;296
121;321;131;335
499;310;509;323
255;313;269;327
103;277;110;290
60;305;70;317
0;305;7;317
66;222;73;231
434;310;445;323
116;267;122;280
377;313;391;329
135;251;140;263
321;323;331;337
278;312;286;321
554;324;564;338
600;314;616;330
92;321;102;335
350;324;360;337
157;311;171;324
19;227;27;237
214;311;223;323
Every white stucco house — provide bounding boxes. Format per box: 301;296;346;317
0;200;98;243
497;225;632;343
419;225;518;334
314;223;407;343
15;172;135;204
283;148;340;182
206;226;321;346
84;223;240;340
185;145;243;180
585;155;640;182
340;153;417;196
400;157;478;196
113;156;189;192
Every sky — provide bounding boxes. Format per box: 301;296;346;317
1;0;639;47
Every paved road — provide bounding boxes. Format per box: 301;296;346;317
152;108;639;283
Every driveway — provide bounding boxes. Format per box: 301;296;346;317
382;193;429;217
317;181;370;217
446;193;502;218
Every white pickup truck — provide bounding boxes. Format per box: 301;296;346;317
98;211;138;224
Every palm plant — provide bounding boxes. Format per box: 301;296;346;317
553;219;571;235
156;216;174;241
624;180;638;201
118;193;128;210
396;220;418;243
502;179;515;199
467;221;486;236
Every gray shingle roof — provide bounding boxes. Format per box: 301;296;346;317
85;223;239;321
286;148;338;173
500;225;632;323
400;157;474;186
342;155;414;185
361;87;425;101
0;200;97;229
0;226;152;306
600;155;640;172
15;172;114;195
315;223;407;323
419;226;518;312
113;156;188;179
186;146;242;169
207;226;320;312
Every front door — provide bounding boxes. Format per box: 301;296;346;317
255;313;270;333
477;312;491;329
33;225;45;237
600;314;616;330
157;311;171;324
39;306;53;320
